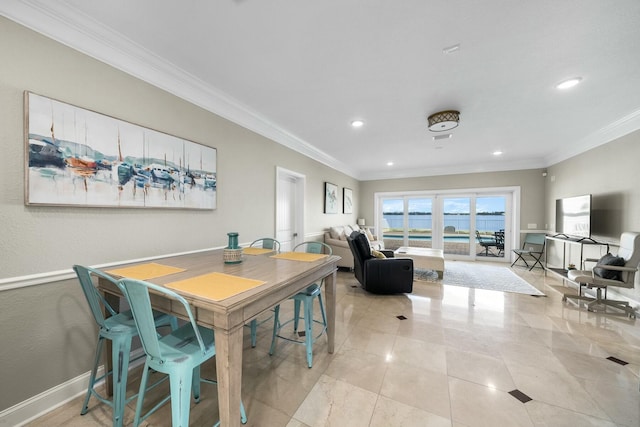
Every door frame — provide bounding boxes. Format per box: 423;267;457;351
276;167;305;251
374;186;520;262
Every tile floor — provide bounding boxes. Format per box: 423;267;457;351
26;262;640;427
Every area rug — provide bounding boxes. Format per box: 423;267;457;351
414;261;546;296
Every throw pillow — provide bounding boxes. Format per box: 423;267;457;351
365;228;375;241
371;249;386;259
329;226;344;240
593;253;625;280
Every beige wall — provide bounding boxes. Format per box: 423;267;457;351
0;17;358;410
544;129;640;302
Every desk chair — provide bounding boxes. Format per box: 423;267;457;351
511;233;546;270
118;278;247;427
564;232;640;318
73;265;178;427
269;242;330;368
247;238;281;347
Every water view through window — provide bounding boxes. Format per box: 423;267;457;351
381;195;506;257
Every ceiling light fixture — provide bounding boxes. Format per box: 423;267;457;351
387;161;394;166
427;110;460;132
351;120;364;128
556;77;582;90
493;150;503;156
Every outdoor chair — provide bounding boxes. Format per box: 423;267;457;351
476;230;499;256
495;230;505;255
511;233;545;270
118;278;247;427
269;241;331;368
564;231;640;318
73;265;178;427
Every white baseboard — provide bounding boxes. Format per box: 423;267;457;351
0;349;145;427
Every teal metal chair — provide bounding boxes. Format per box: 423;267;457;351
118;278;247;427
247;238;281;347
73;265;178;427
269;242;330;368
250;238;281;252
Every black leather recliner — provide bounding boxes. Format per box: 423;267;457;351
346;231;413;294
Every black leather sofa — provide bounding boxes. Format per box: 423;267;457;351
346;231;413;294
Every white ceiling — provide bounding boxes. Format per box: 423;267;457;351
3;0;640;180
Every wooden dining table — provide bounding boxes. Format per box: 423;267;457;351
97;248;339;427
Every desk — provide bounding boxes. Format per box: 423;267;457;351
544;235;609;279
98;249;339;427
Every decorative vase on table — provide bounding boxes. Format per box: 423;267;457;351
223;232;243;264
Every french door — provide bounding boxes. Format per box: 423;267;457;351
378;189;513;261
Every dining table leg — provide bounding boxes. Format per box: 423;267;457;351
325;269;336;354
214;324;244;427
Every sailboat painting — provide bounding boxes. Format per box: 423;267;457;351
24;92;217;209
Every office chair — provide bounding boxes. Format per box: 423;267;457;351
564;231;640;318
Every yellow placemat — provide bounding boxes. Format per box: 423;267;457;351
165;272;266;301
106;262;186;280
271;252;328;262
243;247;274;255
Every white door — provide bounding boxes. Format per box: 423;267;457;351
276;167;305;252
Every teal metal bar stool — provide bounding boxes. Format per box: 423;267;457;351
118;278;247;427
247;238;281;347
73;265;178;427
269;242;330;368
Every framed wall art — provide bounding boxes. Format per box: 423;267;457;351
343;187;353;214
324;181;338;214
24;91;217;209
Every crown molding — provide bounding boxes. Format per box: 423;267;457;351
0;0;359;178
544;107;640;167
3;1;638;182
358;158;548;181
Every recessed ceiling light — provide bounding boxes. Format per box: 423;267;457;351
351;120;364;128
387;161;394;166
493;150;503;156
556;77;582;90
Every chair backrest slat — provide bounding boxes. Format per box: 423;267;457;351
523;233;546;247
118;279;206;361
294;241;332;255
251;238;280;252
73;265;119;329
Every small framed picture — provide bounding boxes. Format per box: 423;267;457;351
343;187;353;214
324;182;339;214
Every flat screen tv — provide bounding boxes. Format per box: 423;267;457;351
555;194;592;239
